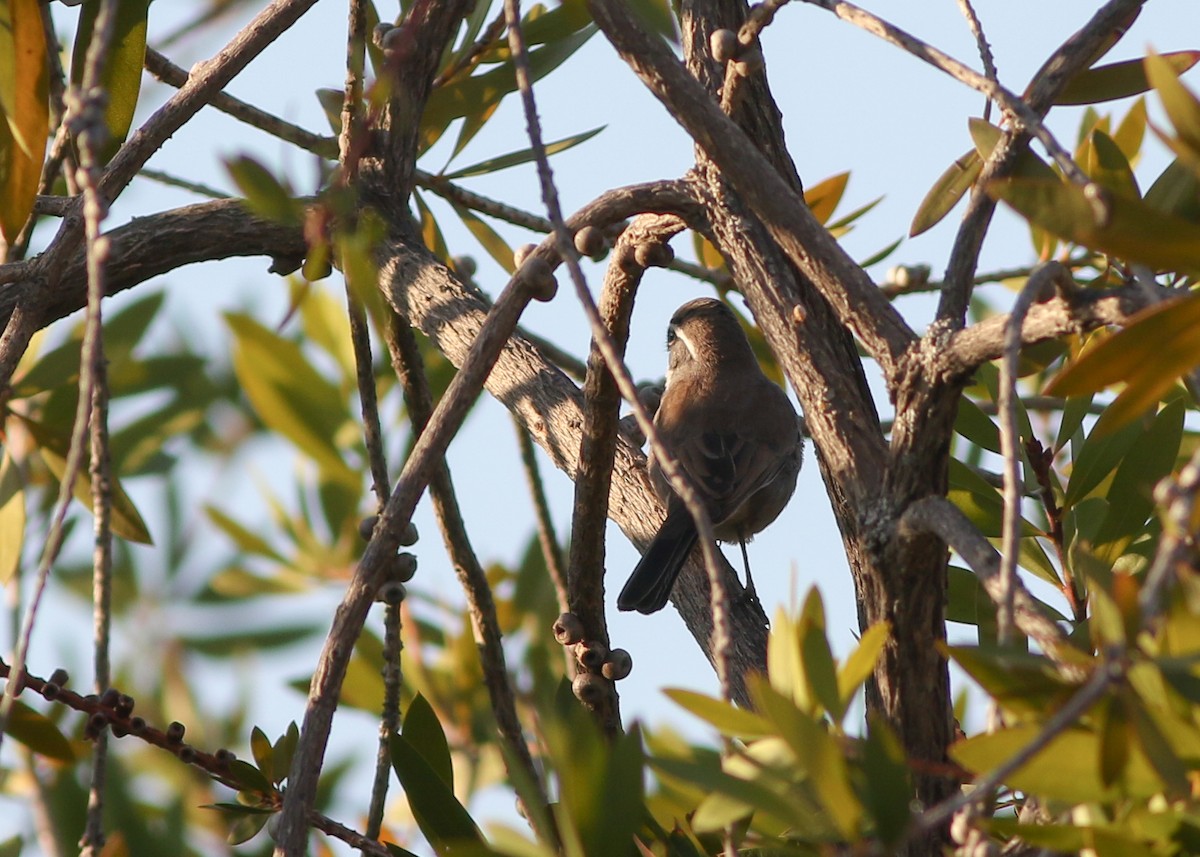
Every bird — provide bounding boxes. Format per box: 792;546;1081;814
617;297;803;615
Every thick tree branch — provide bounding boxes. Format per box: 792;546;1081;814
586;0;916;380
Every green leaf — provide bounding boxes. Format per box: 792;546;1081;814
250;726;273;781
954;395;1002;454
798;589;842;719
990;176;1200;274
225;313;353;477
391;732;484;851
0;0;48;242
1056;51;1200;105
0;450;25;585
449;202;516;274
952;726;1139;804
910;149;981;237
402;694;454;792
1048;295;1200;435
1093;399;1184;562
750;682;862;838
1085;130;1139;198
17;414;152;544
205;505;287;563
1064;412;1142;505
70;0;151;163
442;126;604;179
412;190;450;263
225;156;302;226
627;0;677;44
664;688;772;738
946;566;999;644
422;27;596;151
943;646;1079;717
969;118;1056;180
6;700;75;762
181;625;318;656
1144;158;1200;221
862;715;911;847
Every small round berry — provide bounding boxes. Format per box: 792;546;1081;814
601;648;633;681
513;243;537;267
634;242;674;269
571;672;606;706
520;256;558;302
573;226;607;260
574;640;608;670
710;29;738;63
358;516;378;541
553;613;584;646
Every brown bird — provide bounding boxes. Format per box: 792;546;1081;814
618;298;803;614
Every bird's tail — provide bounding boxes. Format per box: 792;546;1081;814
617;505;698;614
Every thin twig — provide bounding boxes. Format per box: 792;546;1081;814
71;3;122;850
997;263;1071;646
274;269;546;855
901;497;1078;669
431;10;507;88
802;0;1089;186
335;0;400;842
144;47;339;159
514;418;570;615
936;0;1145;326
504;0;738;705
955;0;997;121
911;662;1116;839
0;658;390;857
384;313;555;843
137;168;231;199
1139;446;1200;625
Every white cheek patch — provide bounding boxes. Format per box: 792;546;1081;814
674;327;698;361
665;326;698;386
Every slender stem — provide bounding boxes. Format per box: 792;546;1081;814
514;418;570;614
997;264;1069;646
954;0;997;121
504;0;738;705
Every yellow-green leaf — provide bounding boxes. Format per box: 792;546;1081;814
837;621;889;707
991;176;1200;273
1047;294;1200;434
7;700;75;762
1084;130;1139;198
0;0;48;242
442;126;604;180
1145;53;1200;161
0;450;25;585
664;688;773;737
450;202;515;273
1056;51;1200;105
16;414;152;544
70;0;151;163
910;149;981;237
225;313;353;478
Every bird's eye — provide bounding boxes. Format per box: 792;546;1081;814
666;327;677;347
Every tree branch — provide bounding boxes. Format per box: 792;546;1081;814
586;0;916;380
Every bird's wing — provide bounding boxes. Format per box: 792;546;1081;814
676;426;791;524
